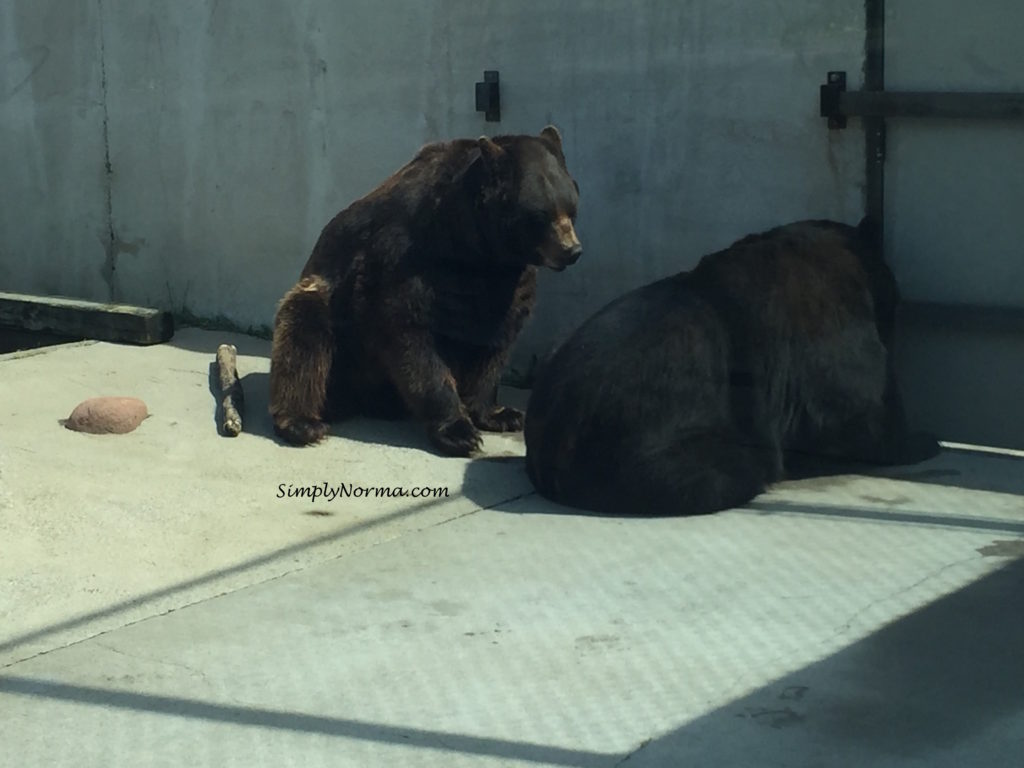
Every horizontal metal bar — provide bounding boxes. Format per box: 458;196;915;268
898;301;1024;333
839;91;1024;120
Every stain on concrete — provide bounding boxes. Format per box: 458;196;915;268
365;588;411;602
574;634;622;655
892;468;962;482
1;45;50;102
738;706;806;729
429;599;465;617
778;685;809;701
859;494;912;506
977;539;1024;558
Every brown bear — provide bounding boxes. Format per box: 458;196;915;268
269;126;581;456
525;218;940;516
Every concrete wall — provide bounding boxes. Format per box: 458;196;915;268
885;0;1024;308
1;1;866;371
884;0;1024;449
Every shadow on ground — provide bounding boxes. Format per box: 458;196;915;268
784;448;1024;497
201;367;443;453
165;326;272;356
3;558;1021;765
462;442;1024;523
619;556;1024;766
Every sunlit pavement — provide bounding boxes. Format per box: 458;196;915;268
2;328;1022;767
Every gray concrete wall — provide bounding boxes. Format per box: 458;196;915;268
885;0;1024;308
883;0;1024;449
1;1;866;370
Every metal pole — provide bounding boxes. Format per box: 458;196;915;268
864;0;886;256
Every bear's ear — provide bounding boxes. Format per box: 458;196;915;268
478;136;505;161
477;135;508;177
540;125;563;152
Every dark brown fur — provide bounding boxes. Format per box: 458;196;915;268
270;127;581;455
525;218;939;516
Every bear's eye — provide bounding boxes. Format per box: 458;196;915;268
513;208;551;242
527;208;553;230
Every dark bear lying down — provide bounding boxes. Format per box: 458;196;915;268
269;126;581;456
525;219;939;516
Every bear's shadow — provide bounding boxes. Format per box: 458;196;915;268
202;368;1020;504
462;445;1024;521
206;366;449;454
461;455;631;518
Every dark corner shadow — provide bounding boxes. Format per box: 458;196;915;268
0;494;459;661
789;447;1024;497
459;445;1024;522
877;446;1024;496
163;327;272;356
615;557;1024;766
0;678;612;768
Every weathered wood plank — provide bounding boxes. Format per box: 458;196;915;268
0;292;174;346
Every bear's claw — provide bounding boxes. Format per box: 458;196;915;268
473;405;525;433
274;417;330;446
429;417;483;457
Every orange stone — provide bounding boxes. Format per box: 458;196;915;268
65;397;148;434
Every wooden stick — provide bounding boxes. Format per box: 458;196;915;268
216;343;244;436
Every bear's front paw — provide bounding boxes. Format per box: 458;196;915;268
274;417;329;446
429;417;483;457
473;405;525;433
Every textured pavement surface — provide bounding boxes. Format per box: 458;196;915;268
2;328;1022;766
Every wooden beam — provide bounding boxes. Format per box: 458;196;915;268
0;292;174;346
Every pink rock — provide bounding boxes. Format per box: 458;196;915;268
65;397;149;434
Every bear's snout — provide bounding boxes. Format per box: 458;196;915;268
541;214;582;270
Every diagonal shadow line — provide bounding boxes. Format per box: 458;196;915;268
614;558;1024;765
0;493;465;660
744;500;1024;535
0;675;614;767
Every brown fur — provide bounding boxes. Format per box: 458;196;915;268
525;218;939;516
269;127;581;454
269;276;334;445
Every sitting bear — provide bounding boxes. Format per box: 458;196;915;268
269;126;581;456
524;218;939;516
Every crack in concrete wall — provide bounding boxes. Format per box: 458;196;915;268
96;0;118;302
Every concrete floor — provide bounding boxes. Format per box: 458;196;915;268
1;327;1022;767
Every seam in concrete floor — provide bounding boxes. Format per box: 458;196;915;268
0;486;539;671
0;339;99;362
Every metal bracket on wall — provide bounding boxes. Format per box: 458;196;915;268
820;70;1024;127
820;71;848;129
475;70;501;122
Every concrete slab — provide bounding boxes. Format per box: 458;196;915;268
1;328;1023;766
0;328;527;666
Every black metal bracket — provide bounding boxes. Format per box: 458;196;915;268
822;69;1024;129
475;70;501;122
820;71;848;129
